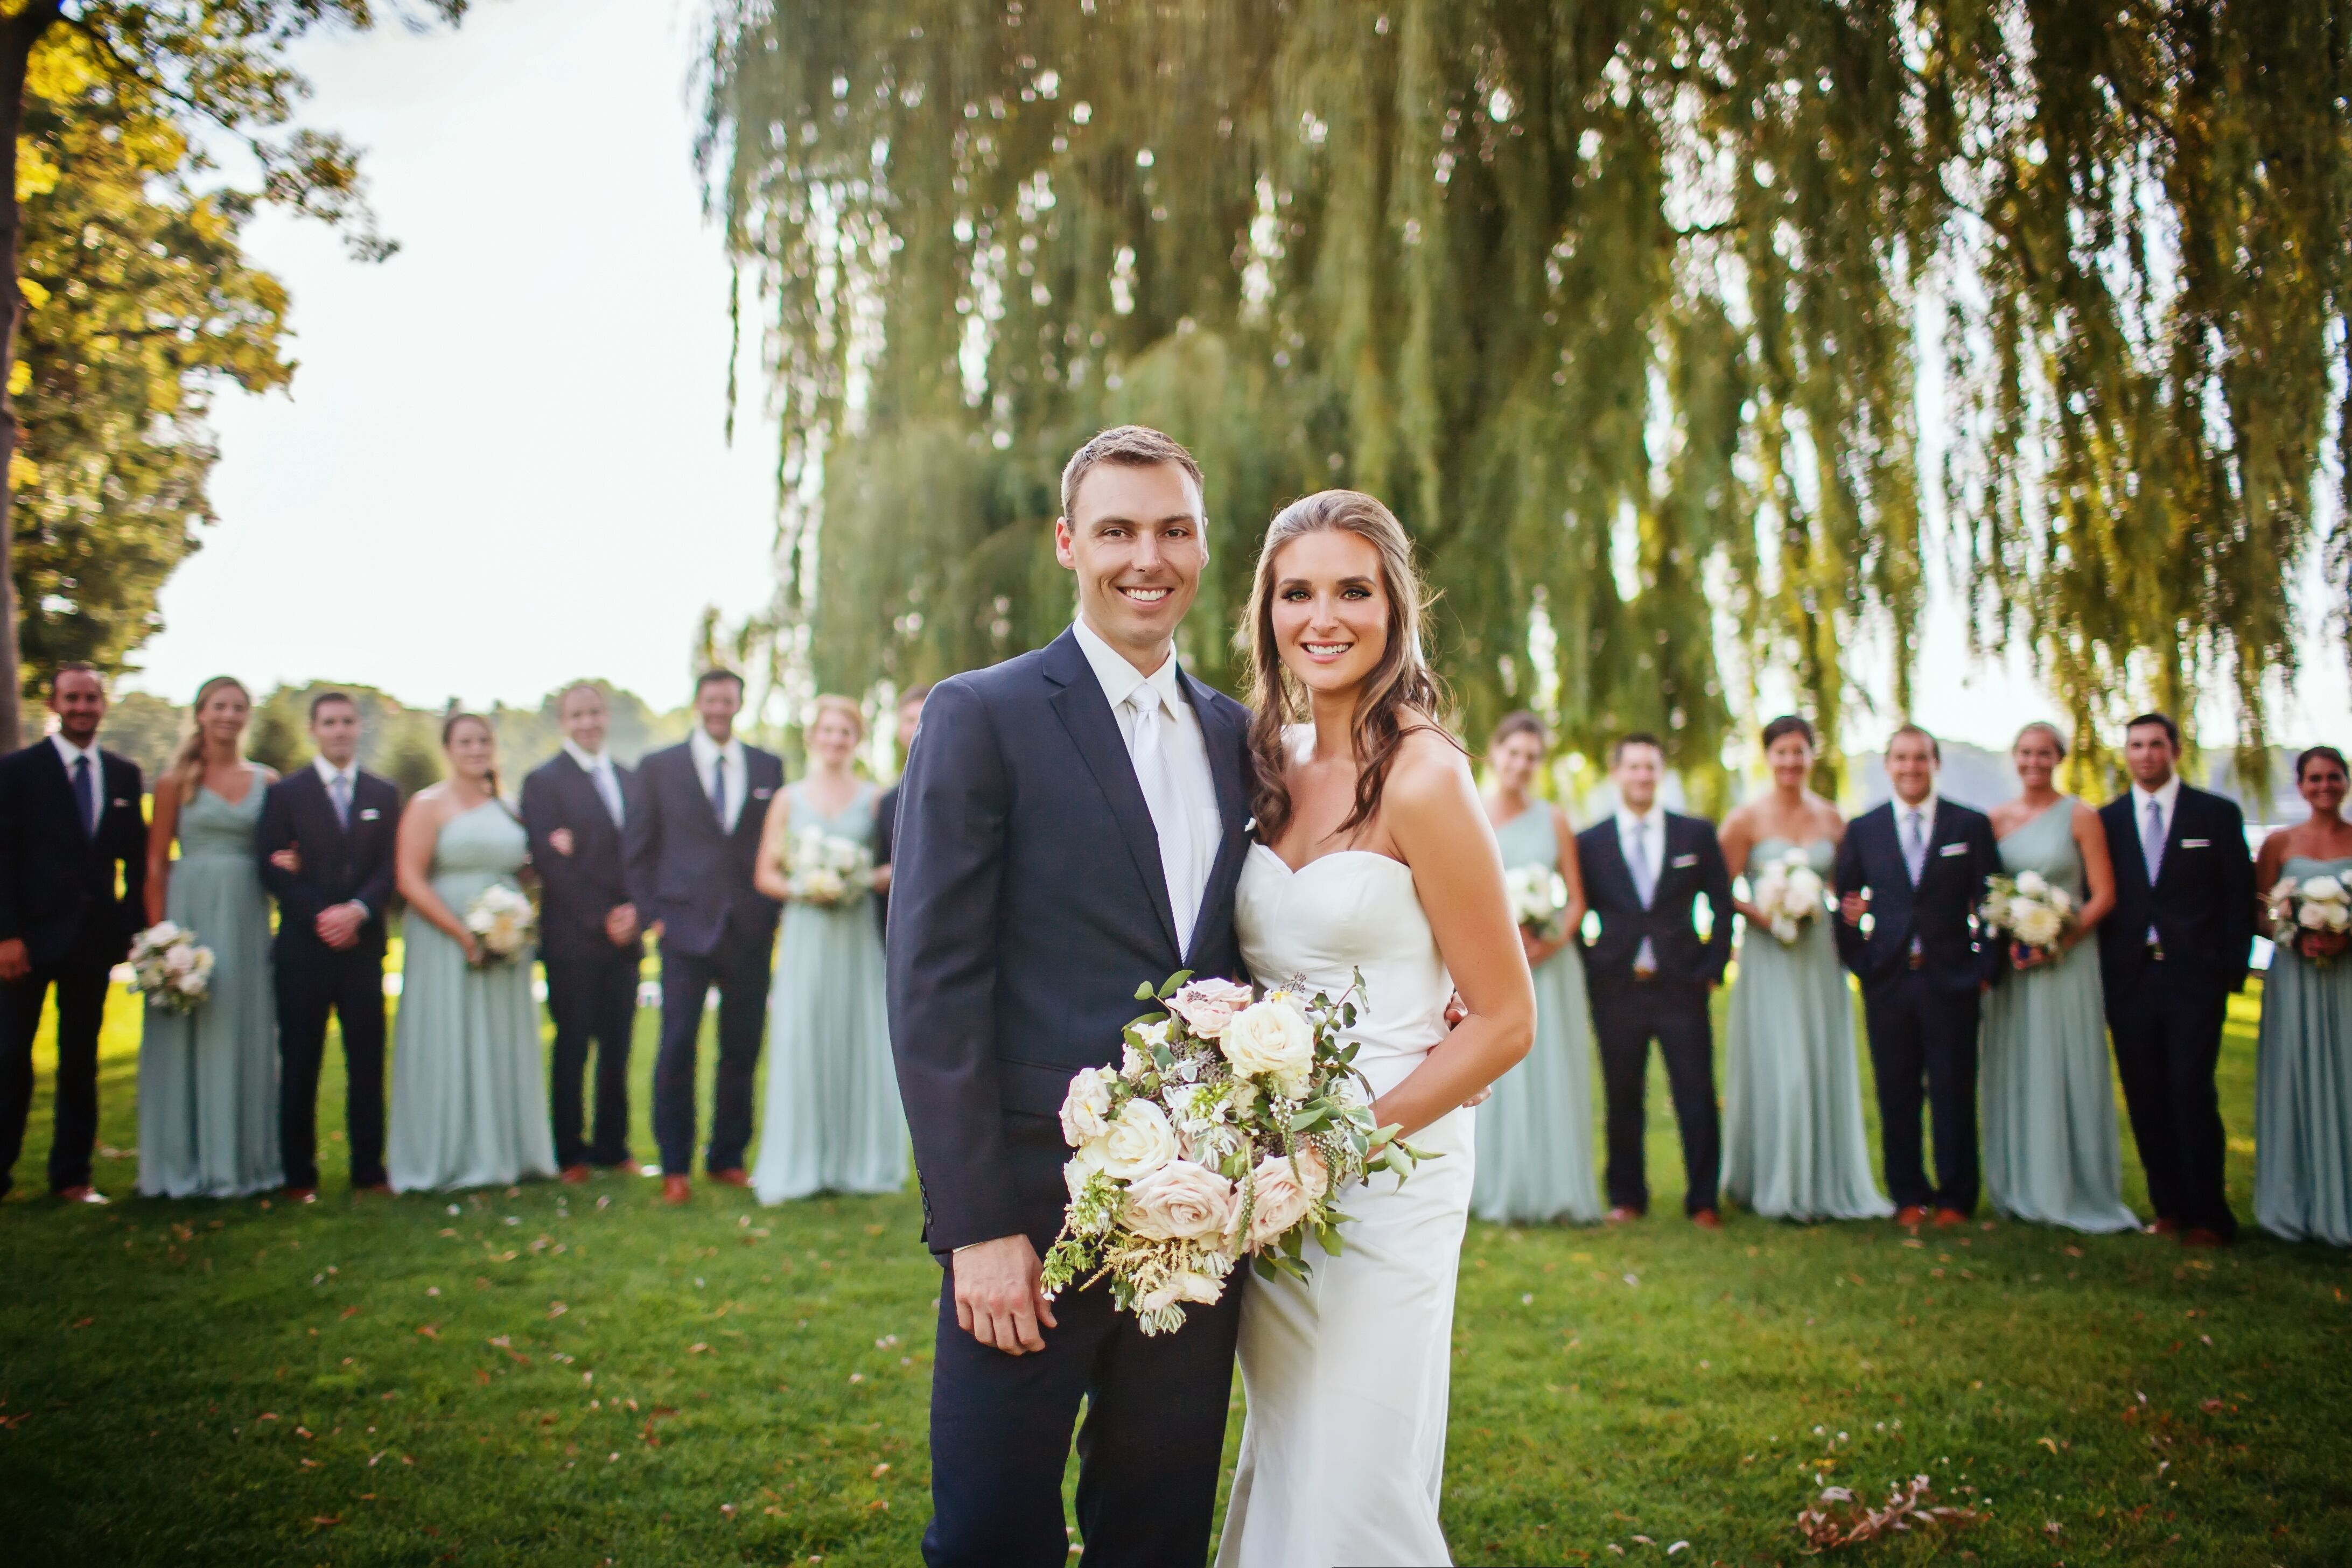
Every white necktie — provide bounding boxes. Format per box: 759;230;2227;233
1903;808;1927;885
593;759;624;827
1127;683;1197;954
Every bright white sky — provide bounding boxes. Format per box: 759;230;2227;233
129;0;2352;756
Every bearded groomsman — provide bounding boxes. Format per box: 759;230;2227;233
1835;724;2000;1227
625;669;782;1205
0;664;147;1203
2098;712;2256;1247
522;683;643;1182
1576;732;1733;1228
256;691;399;1199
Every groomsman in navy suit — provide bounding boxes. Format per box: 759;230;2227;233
256;691;400;1199
624;669;783;1205
1575;733;1734;1227
0;664;146;1202
2098;712;2256;1247
521;682;643;1182
1835;724;2000;1227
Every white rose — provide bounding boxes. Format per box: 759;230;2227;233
1064;1141;1108;1202
1167;978;1255;1039
1123;1159;1237;1243
1243;1145;1331;1248
2014;870;2050;898
1768;915;1800;945
174;973;206;996
1136;1269;1225;1314
1220;996;1315;1096
147;921;181;946
2302;874;2346;902
2300;900;2333;932
164;946;196;974
1786;866;1823;909
2012;901;2065;949
1100;1099;1180;1180
1059;1067;1116;1146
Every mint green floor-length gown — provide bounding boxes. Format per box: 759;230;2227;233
753;783;907;1202
1978;800;2140;1233
387;801;555;1192
1721;837;1892;1221
2255;855;2352;1246
1471;807;1601;1224
138;781;282;1198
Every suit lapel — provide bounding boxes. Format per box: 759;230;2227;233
1043;629;1180;958
1590;824;1639;912
2154;786;2196;893
37;744;94;843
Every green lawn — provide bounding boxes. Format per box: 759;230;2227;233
2;964;2347;1566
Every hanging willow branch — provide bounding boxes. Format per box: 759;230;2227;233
700;0;2352;794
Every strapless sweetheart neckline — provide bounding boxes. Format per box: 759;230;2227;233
1245;842;1412;879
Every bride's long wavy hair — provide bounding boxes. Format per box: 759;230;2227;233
1241;489;1454;848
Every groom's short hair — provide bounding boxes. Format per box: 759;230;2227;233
1059;425;1204;520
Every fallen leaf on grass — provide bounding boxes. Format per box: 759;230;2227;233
1796;1476;1981;1550
70;1317;95;1329
339;1306;361;1320
2200;1397;2224;1413
688;1343;710;1354
547;1302;568;1319
2036;1437;2060;1453
416;1325;439;1340
310;1516;341;1528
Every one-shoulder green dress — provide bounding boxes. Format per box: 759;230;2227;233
1722;836;1892;1221
1978;800;2140;1233
2255;855;2352;1246
1471;807;1601;1224
752;782;906;1202
138;779;282;1198
388;801;556;1192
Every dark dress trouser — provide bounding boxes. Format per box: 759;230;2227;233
652;914;772;1175
2109;963;2237;1238
1860;969;1981;1215
0;925;117;1195
924;1117;1244;1568
1588;976;1721;1215
547;947;638;1168
276;944;389;1191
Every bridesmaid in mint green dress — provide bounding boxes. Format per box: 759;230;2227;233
2253;746;2352;1246
138;676;282;1199
749;697;905;1202
1719;716;1892;1222
387;714;555;1193
1471;713;1601;1224
1980;722;2140;1233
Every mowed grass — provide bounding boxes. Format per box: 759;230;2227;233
2;961;2348;1566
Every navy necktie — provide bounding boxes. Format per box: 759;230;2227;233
73;755;96;836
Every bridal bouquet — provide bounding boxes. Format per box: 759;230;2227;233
464;883;537;965
783;827;874;908
2268;872;2351;965
1506;864;1567;941
1749;848;1826;944
127;922;213;1013
1978;871;2077;962
1041;971;1427;1336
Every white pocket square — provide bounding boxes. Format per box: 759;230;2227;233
2180;838;2209;848
359;808;382;821
1939;842;1969;856
752;787;775;800
111;797;130;808
1670;853;1699;868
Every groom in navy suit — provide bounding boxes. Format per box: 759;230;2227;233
890;426;1255;1567
1835;724;2000;1227
625;669;782;1205
2098;712;2256;1247
0;664;147;1202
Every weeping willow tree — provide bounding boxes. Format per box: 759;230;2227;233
701;0;2352;794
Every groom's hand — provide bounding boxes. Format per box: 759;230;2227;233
951;1234;1057;1354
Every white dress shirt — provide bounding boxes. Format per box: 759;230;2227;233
309;754;372;918
1614;803;1664;972
2132;773;2182;942
688;726;749;834
563;740;626;827
51;732;103;831
1073;614;1222;956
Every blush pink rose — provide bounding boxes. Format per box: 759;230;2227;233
1166;978;1255;1039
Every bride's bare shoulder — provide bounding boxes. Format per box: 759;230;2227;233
1382;724;1478;814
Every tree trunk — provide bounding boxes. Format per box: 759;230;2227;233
0;4;59;752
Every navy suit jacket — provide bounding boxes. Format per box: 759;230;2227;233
0;740;146;966
886;628;1255;1254
521;752;643;965
255;766;400;962
1575;811;1733;991
2097;783;2256;998
1834;796;2001;994
622;738;782;958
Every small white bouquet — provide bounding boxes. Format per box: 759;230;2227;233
1042;971;1430;1336
463;883;537;965
1979;870;2077;963
782;826;874;908
1505;864;1567;941
2268;873;2351;965
127;921;213;1013
1748;848;1826;944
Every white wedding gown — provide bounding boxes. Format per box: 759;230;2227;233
1216;844;1474;1568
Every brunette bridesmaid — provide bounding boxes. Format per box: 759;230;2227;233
2253;745;2352;1245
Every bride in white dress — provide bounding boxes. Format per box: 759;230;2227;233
1216;491;1537;1568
